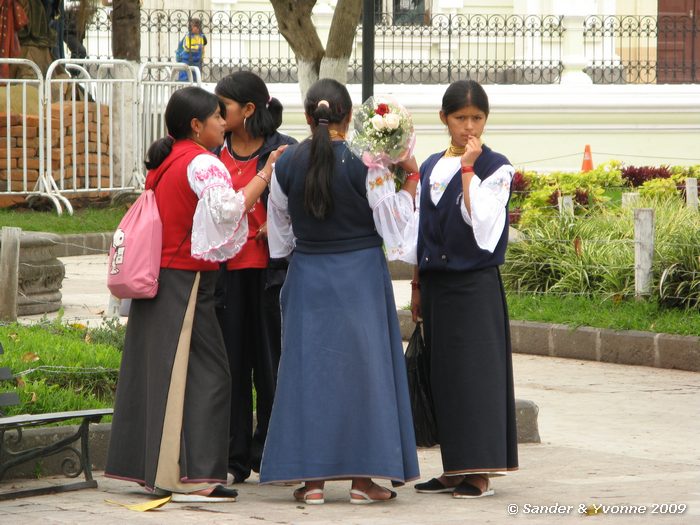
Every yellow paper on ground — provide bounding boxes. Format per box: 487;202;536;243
105;495;171;511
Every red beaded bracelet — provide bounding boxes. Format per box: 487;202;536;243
405;172;420;182
461;165;474;174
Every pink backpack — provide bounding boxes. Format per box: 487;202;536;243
107;189;162;299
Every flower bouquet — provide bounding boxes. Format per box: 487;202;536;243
348;96;415;185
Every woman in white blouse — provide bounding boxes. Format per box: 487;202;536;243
105;87;286;503
411;80;519;499
260;78;420;504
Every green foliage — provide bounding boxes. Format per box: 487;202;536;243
670;164;700;178
0;317;122;418
584;160;625;188
652;199;700;309
638;177;679;200
516;165;622;226
504;211;635;297
504;197;700;310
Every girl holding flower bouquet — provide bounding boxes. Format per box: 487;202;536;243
260;78;420;504
411;80;519;498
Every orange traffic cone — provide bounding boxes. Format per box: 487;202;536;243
581;144;593;172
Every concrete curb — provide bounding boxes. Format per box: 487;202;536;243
3;403;540;480
52;233;113;257
397;310;700;373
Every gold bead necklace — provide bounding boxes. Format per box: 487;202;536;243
444;141;466;158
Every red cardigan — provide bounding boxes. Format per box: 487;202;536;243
145;140;220;272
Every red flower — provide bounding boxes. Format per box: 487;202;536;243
375;103;390;116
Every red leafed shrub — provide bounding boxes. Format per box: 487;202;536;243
547;190;560;207
621;165;671;187
511;171;530;194
509;207;522;225
574;188;590;207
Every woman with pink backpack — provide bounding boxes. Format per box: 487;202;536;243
105;86;287;503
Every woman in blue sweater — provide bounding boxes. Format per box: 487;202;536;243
260;78;420;504
411;80;519;498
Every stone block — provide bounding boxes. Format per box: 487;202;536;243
397;309;414;341
388;260;413;280
84;233;111;256
512;320;550;356
551;325;598;361
515;398;540;443
657;334;700;372
600;329;655;367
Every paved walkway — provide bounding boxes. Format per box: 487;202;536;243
4;255;700;524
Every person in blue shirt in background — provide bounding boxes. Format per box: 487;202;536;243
176;17;207;81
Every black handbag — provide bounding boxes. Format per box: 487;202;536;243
405;322;438;447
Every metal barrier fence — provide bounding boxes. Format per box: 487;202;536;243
584;15;700;84
85;10;564;84
45;60;139;213
0;59;70;213
137;62;201;172
1;59;198;214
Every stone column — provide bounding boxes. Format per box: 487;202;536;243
15;232;66;316
555;0;594;85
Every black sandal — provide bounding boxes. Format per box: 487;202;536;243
414;477;457;493
452;476;494;499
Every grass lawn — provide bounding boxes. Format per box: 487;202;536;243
0;319;121;418
0;205;125;234
507;293;700;337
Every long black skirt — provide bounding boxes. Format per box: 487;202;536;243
421;266;518;475
105;269;231;492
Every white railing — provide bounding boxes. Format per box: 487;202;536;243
1;59;199;215
0;59;70;214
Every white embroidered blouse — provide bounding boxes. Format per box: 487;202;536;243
187;153;248;262
267;163;418;263
422;156;514;254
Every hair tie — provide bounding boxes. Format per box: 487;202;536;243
318;118;329;126
317;100;330;109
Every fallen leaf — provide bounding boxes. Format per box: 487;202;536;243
105;495;171;512
21;352;40;363
573;237;582;257
16;377;25;388
8;333;18;341
29;392;37;403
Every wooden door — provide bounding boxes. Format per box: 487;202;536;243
657;0;700;82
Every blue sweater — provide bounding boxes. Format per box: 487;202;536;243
275;141;382;254
417;145;511;273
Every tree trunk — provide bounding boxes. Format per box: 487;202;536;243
271;0;325;98
319;0;361;82
112;0;141;60
110;0;140;186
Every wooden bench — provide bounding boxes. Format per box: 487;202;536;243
0;341;113;500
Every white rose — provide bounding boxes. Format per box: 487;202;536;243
384;113;401;130
370;114;387;131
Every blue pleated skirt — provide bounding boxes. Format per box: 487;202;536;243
259;246;420;484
